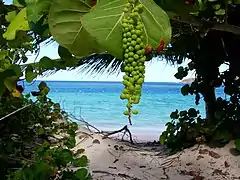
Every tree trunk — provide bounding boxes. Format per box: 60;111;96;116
203;86;216;123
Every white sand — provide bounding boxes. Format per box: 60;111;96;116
73;127;240;180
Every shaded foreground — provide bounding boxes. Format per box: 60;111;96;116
73;126;240;180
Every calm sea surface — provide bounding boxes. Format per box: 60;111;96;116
22;81;225;141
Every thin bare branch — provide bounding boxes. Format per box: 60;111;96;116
171;17;240;35
0;104;32;121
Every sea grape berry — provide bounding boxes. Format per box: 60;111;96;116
120;0;146;124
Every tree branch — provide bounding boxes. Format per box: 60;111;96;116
171;17;240;35
0;104;32;121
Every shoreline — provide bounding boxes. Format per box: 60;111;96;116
78;122;164;142
76;120;166;142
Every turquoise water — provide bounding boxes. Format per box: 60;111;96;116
22;81;224;140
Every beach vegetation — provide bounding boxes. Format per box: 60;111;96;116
1;0;240;179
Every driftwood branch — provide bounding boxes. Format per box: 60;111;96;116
101;125;134;144
171;17;240;35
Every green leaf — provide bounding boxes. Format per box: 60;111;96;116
170;110;179;119
59;149;73;163
179;110;188;117
67;129;76;137
235;139;240;151
8;64;22;77
40;86;50;96
159;132;167;144
5;11;17;22
181;84;190;96
39;56;55;69
74;168;89;180
215;9;225;15
0;50;9;60
37;127;45;135
13;0;26;7
25;0;52;23
3;8;30;40
188;108;198;117
64;137;76;148
138;0;172;47
25;67;38;83
70;122;78;131
212;4;221;10
4;76;18;91
58;46;72;59
48;0;103;57
38;81;47;91
73;155;88;167
33;161;50;178
82;0;171;59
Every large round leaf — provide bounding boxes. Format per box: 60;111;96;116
48;0;103;57
25;0;52;23
81;0;171;59
139;0;171;46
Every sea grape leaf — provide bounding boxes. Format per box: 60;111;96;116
4;76;18;91
58;46;72;59
13;0;26;7
139;0;171;47
235;139;240;151
81;0;125;59
215;9;225;15
38;81;47;91
25;0;52;23
25;66;37;83
73;155;88;167
74;168;89;180
39;56;55;69
48;0;103;57
81;0;171;59
181;84;190;96
5;11;17;22
0;50;9;60
3;8;30;40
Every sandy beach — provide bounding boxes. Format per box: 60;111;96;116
72;125;240;180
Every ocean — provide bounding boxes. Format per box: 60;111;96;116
22;81;225;141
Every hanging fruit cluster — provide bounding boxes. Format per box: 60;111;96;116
120;0;146;125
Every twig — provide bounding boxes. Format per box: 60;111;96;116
101;125;134;144
0;104;32;121
163;167;170;180
75;136;88;146
76;130;94;138
160;151;184;168
69;114;100;133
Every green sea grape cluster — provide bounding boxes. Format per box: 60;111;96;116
120;0;147;123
